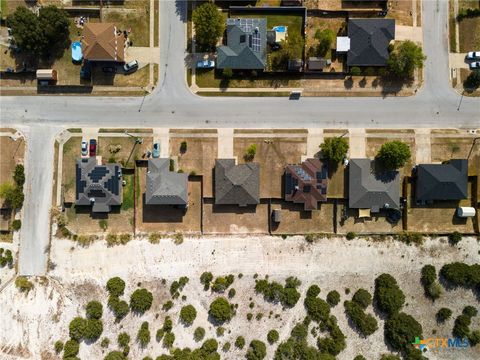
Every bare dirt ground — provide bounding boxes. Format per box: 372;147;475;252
0;235;479;359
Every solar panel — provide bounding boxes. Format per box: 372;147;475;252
252;31;261;52
285;173;293;194
88;189;107;198
303;185;311;193
89;167;109;183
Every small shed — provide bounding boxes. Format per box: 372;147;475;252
36;69;58;81
272;209;282;223
288;59;303;72
457;207;476;218
307;57;330;71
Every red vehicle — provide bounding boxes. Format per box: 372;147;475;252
89;139;97;157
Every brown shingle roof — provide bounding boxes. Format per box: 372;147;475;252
82;23;125;62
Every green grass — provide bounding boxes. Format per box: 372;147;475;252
195;68;301;88
103;6;149;47
122;173;135;210
197;91;290;97
0;0;7;19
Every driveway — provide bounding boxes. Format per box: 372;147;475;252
449;53;471;69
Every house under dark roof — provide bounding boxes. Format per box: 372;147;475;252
215;159;259;206
285;158;328;211
146;158;188;206
349;159;400;212
415;159;468;202
347;18;395;67
76;157;122;213
217;18;267;70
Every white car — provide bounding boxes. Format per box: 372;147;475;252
123;60;139;73
466;51;480;60
196;60;215;69
81;141;88;156
469;61;480;70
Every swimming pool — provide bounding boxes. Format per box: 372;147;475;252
71;41;83;62
273;26;287;33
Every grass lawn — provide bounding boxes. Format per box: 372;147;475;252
256;0;282;6
306;15;346;64
97;136;153;168
121;173;134;211
62;137;82;203
195;68;301;88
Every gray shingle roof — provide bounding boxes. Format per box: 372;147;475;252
347;18;395;66
217;18;267;70
146;158;188;206
215;159;260;206
415;159;468;201
348;159;400;211
76;157;122;213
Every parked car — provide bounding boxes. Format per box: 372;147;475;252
102;66;116;73
466;51;480;60
196;59;215;69
469;61;480;70
81;141;88;156
124;60;139;73
89;139;97;157
152;142;160;158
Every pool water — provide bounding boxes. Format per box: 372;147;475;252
273;26;287;33
71;41;83;62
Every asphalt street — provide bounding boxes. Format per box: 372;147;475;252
0;0;477;275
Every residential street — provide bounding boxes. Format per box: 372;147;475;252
0;0;478;275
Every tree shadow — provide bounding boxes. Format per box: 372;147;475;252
359;77;367;88
175;0;188;23
344;77;353;89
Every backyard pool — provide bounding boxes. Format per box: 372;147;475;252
273;25;287;33
71;41;83;63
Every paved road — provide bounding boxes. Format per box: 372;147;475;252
0;0;478;275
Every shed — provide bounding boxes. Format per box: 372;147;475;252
288;59;303;72
272;209;282;222
307;57;330;71
457;207;476;218
36;69;58;81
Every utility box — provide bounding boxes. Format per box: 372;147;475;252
36;69;58;81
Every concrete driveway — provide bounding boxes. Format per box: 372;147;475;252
449;53;472;69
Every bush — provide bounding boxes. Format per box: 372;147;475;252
216;326;225;336
354;356;367;360
180;141;187;153
267;329;279;344
15;276;33;292
436;307;452;323
246;340;267;360
235;336;246;349
304;296;330;323
211;275;234;293
426;282;442;300
326;290;340;307
137;321;151;347
374;274;405;316
380;355;401;360
118;332;130;347
350;67;361;76
377;141;411;170
180;305;197;326
384;312;423;351
468;330;480;346
194;327;205;342
228;288;236;298
209;297;233;323
54;340;63;353
200;271;213;290
130;288;153;313
245;144;257;161
163;316;173;332
346;231;356;240
63;339;79;358
106;277;125;297
104;350;126;360
11;219;21;231
315;29;335;56
306;284;321;298
170;276;189;297
421;265;436;286
352;289;372;309
320;137;349;163
255;277;301;308
222;341;231;352
108;296;129;320
453;314;471;338
84;318;103;342
192;2;226;50
457;7;480;21
13;164;25;186
163;331;175;348
449;231;462;245
344;300;378;336
69;317;86;341
86;300;103;319
440;262;480;288
462;305;478;318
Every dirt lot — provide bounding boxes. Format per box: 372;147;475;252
1;235;478;359
136;166;202;234
458;0;480;52
97;136;153;168
430;135;480;175
233;134;307;198
169;132;218;197
337;202;402;234
387;0;415;26
203;201;269;234
0;134;24;184
271;201;335;234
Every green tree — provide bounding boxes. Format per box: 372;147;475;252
374;273;405;316
108;296;129;320
235;335;246;349
316;29;335;57
304;296;330;322
449;231;462;245
245;144;257;161
384;312;423;351
320;137;349;163
6;7;43;56
200;271;214;290
326;290;340;307
163;331;175;348
63;339;79;358
54;340;63;353
118;332;130;347
192;2;225;51
209;297;233;323
130;288;153;313
38;6;70;58
137;321;151;347
464;70;480;90
104;351;126;360
194;327;206;341
84;318;103;342
69;317;86;341
436;307;452;323
13;164;25;186
86;300;103;319
387;40;426;78
377;141;411;170
11;219;21;231
15;276;33;292
352;289;372;309
267;329;279;344
246;340;267;360
180;304;197;326
106;277;125;297
0;183;24;209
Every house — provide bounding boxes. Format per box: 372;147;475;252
285;158;328;211
145;158;188;206
76;158;122;213
82;23;125;62
217;18;267;70
215;159;259;206
349;159;400;213
415;159;468;202
345;18;395;67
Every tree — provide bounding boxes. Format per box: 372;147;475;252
387;40;426;78
84;318;103;342
320;137;349;163
453;314;471;338
180;305;197;326
108;296;129;320
209;297;233;323
448;231;462;245
137;321;151;347
192;2;225;51
235;336;246;349
6;7;43;56
15;276;33;292
306;284;321;298
326;290;340;307
69;317;87;341
130;288;153;313
352;289;372;309
0;183;24;209
163;331;175;348
374;273;405;316
118;332;130;347
11;219;21;231
86;300;103;319
200;271;213;290
194;327;206;341
246;340;267;360
440;262;480;288
104;351;126;360
267;329;279;344
463;70;480;90
421;265;436;286
304;296;330;322
436;307;452;323
271;31;305;71
180;141;187;153
315;29;335;57
344;300;378;336
222;68;233;78
384;312;423;351
54;340;63;353
377;141;411;170
13;165;25;186
63;339;80;358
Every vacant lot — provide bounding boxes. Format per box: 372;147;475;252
233;133;307;198
271;201;335;234
0;134;24;184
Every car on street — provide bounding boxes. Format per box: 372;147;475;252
89;139;97;157
152;142;160;158
196;59;215;69
466;51;480;60
124;60;139;74
469;61;480;70
81;141;88;156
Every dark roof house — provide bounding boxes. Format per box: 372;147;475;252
215;159;259;206
349;159;400;212
82;23;125;62
217;18;267;70
284;158;328;211
146;159;188;206
347;18;395;67
76;157;122;213
415;159;468;202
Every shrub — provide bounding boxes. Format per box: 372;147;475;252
462;305;478;318
304;296;330;322
245;144;257;161
156;328;165;342
228;288;236;298
106;277;125;297
54;340;63;353
380;355;401;360
209;297;233;323
350;66;361;76
69;317;86;341
387;40;426;78
377;141;411;170
267;329;279;344
449;231;462;245
320;137;349;163
63;339;79;358
291;323;308;341
453;314;471;338
15;276;33;292
163;331;175;348
315;28;335;56
180;305;197;326
216;326;225;336
13;164;25;186
374;274;405;316
384;312;423;351
235;336;246;349
11;219;21;231
426;282;442;300
306;284;321;298
163;316;173;332
86;300;103;319
118;332;130;347
99;219;108;231
469;330;480;346
200;271;214;290
255;277;301;308
108;296;129;320
170;276;189;297
246;340;267;360
440;262;480;288
222;341;231;352
137;321;151;347
84;318;103;342
180;141;187;153
436;308;452;323
211;275;234;293
163;300;173;311
104;350;126;360
346;231;356;240
352;289;372;309
194;327;205;341
354;356;367;360
130;288;153;313
421;265;436;286
344;300;378;336
456;7;480;21
326;290;340;307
